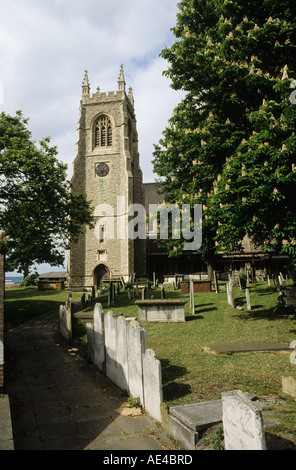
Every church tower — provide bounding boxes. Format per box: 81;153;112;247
68;67;146;290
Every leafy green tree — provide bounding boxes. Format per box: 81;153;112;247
152;0;296;273
0;111;94;276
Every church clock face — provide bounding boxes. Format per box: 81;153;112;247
96;163;109;177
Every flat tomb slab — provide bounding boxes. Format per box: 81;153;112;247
170;400;222;432
204;341;292;355
135;299;187;323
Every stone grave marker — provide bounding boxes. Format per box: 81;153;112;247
222;390;266;450
245;288;252;311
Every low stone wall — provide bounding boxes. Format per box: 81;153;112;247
135;299;187;323
59;300;163;422
86;304;163;422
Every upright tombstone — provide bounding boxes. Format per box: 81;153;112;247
143;349;163;422
116;315;129;392
190;280;195;315
104;311;119;386
93;303;105;372
227;282;235;308
214;270;219;294
127;319;146;405
245;288;252;311
108;285;112;307
59;303;72;342
222;390;266;450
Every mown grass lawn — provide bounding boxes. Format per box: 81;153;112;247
78;280;296;440
4;286;81;329
4;281;296;440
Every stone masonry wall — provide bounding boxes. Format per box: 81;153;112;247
68;71;146;290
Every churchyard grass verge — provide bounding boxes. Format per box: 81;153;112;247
76;279;296;441
5;281;296;441
4;286;81;329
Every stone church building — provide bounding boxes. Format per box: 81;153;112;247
67;67;275;291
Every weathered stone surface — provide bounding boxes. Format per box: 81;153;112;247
143;349;163;422
222;390;266;450
135;299;187;323
282;376;296;398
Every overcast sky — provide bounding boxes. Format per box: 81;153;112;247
1;0;184;182
1;0;185;275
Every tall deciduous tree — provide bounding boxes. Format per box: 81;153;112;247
0;111;94;276
152;0;296;272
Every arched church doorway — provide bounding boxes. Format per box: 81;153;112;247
93;264;110;289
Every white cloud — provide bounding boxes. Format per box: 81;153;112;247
1;0;185;274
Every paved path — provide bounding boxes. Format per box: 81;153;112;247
4;310;176;450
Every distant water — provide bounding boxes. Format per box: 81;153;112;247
5;276;24;285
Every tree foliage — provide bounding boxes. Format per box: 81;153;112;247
152;0;296;268
0;111;94;275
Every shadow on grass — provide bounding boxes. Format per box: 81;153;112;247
160;359;191;401
186;314;204;321
232;303;295;321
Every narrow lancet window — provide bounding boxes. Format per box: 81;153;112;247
94;115;112;148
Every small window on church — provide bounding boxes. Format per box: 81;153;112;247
98;224;105;243
94;115;112;148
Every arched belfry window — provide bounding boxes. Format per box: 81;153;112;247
94;115;112;148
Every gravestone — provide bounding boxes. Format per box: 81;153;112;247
143;349;163;422
214;271;219;294
222;390;266;450
135;299;187;323
93;303;105;372
127;287;131;300
245;288;252;311
127;319;146;405
227;283;235;308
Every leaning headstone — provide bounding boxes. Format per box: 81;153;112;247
160;286;165;299
245;288;251;311
222;390;266;450
143;349;163;422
